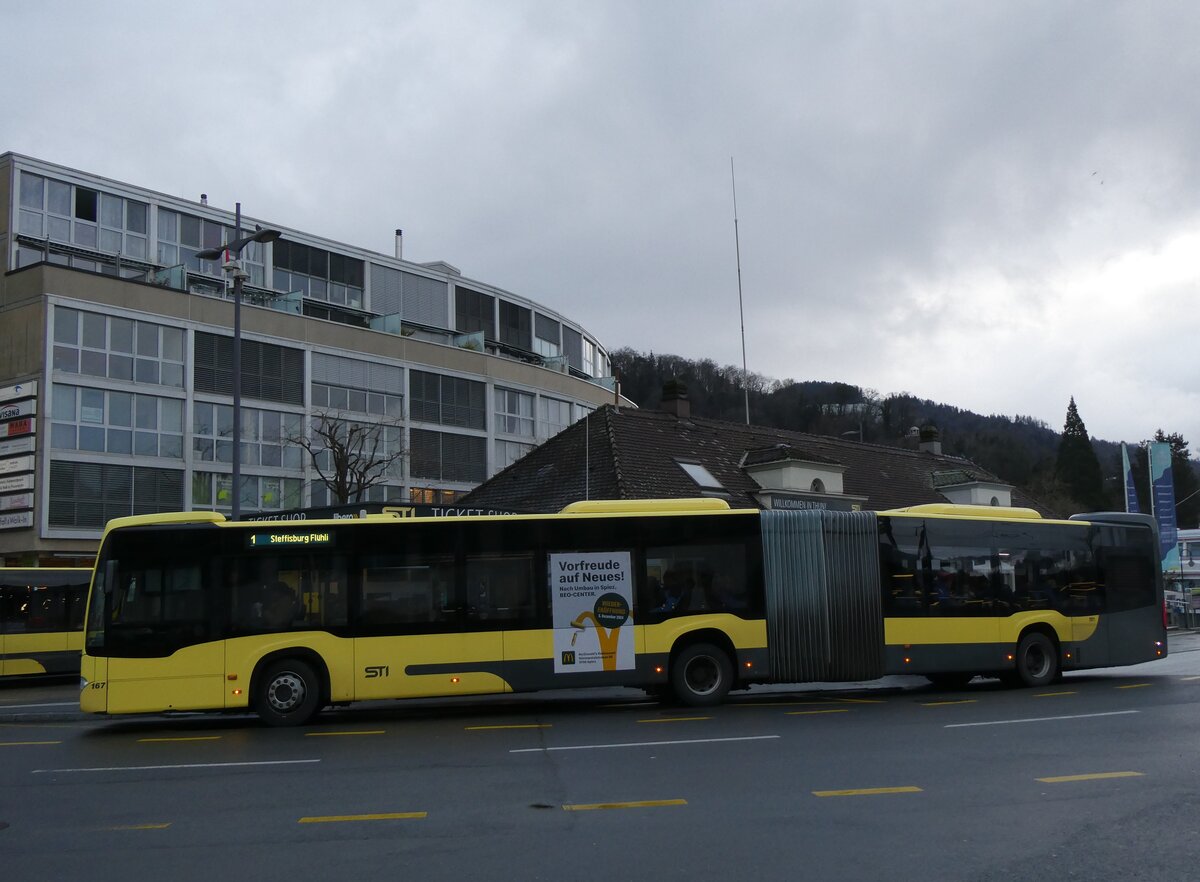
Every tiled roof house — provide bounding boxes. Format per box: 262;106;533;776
460;385;1052;516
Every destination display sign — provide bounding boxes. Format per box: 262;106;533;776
247;530;334;549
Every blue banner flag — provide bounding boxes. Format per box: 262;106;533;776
1121;442;1140;514
1149;441;1180;571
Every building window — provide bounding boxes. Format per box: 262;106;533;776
538;397;572;439
562;326;583;371
677;460;723;492
192;402;304;469
19;173;148;261
499;301;532;351
409;487;463;505
494;388;534;437
495;439;534;471
534;314;561;358
52;306;184;388
48;461;183;529
311;353;403;418
409;371;485;430
273;238;364;309
811;479;826;493
192;471;303;514
410;429;487;483
308;416;404;485
369;264;450;328
454;286;495;339
194;332;304;406
310;481;405;508
156;208;266;285
50;383;184;459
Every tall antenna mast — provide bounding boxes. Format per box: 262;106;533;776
731;157;750;425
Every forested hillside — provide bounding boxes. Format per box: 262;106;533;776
609;348;1200;526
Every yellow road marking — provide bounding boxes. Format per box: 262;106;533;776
0;740;62;746
298;812;426;823
813;786;923;797
107;823;171;830
465;724;552;730
1036;771;1144;784
735;701;838;707
138;736;221;743
563;799;687;811
921;699;977;707
831;697;886;704
1115;684;1151;690
785;708;850;716
636;716;710;723
1035;691;1076;697
303;730;386;737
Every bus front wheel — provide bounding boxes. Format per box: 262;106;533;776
256;659;321;727
671;643;733;707
1013;632;1058;687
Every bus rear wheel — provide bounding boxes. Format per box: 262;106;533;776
671;643;733;707
1013;632;1058;687
256;659;321;727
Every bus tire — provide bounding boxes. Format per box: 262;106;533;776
1013;632;1058;687
256;659;321;727
671;642;733;707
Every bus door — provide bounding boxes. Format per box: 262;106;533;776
354;550;506;700
103;553;225;714
1098;549;1159;667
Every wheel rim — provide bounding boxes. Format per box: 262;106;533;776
266;671;306;713
684;655;721;697
1023;642;1051;680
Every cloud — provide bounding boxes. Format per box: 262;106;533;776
6;0;1200;450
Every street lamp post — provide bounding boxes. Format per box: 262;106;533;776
197;204;280;520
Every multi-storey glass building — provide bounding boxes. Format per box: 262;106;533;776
0;153;628;565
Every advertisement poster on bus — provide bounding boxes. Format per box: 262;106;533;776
549;551;634;673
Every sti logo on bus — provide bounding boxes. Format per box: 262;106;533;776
364;665;390;678
247;531;333;549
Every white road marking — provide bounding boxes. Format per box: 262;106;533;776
33;759;321;774
511;735;780;753
945;710;1139;729
0;702;78;710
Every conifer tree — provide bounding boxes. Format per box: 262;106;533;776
1055;397;1107;510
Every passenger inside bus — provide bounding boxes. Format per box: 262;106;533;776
262;581;301;629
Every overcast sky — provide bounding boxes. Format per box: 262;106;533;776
7;1;1200;453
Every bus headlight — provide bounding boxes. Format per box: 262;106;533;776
79;676;90;691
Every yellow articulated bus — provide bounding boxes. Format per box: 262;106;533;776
1;568;92;677
80;501;1166;726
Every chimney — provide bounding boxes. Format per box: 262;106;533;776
919;424;942;455
395;229;403;260
661;379;690;418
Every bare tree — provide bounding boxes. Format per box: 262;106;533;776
290;411;406;505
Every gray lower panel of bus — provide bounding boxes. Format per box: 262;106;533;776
407;647;772;694
0;649;81;676
760;510;885;683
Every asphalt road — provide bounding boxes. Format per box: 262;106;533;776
3;634;1200;881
